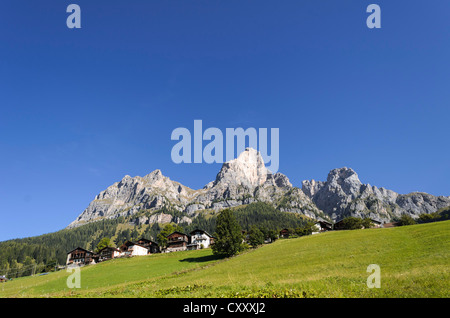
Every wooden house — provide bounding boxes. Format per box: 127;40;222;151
188;229;215;250
334;217;383;230
333;219;346;231
66;247;96;266
128;244;149;256
279;228;290;238
98;246;121;262
136;238;160;254
119;240;135;256
119;240;149;257
313;220;334;234
166;231;189;252
382;221;399;228
369;219;383;228
0;275;8;283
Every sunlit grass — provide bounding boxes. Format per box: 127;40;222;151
1;221;448;298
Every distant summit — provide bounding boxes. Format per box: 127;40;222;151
209;148;270;188
67;148;450;229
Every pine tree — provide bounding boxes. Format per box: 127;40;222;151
212;209;244;257
157;223;184;248
96;237;111;252
248;225;264;247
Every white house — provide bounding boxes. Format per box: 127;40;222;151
312;220;334;234
119;241;149;257
128;244;149;256
189;229;215;249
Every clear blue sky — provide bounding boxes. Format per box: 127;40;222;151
0;0;449;241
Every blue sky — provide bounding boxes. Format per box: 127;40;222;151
0;0;449;241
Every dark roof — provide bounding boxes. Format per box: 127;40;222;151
166;231;188;238
67;247;94;254
382;222;399;228
189;229;214;238
98;246;120;253
121;240;135;247
316;220;333;226
137;238;159;246
129;243;148;249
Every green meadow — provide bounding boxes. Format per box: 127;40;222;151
1;220;449;298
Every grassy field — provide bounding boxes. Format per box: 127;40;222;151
1;220;449;298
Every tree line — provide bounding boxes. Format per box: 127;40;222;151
0;202;312;278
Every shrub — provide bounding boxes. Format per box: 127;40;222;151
397;214;416;226
248;226;264;248
340;217;364;230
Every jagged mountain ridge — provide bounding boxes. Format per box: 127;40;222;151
67;148;450;228
302;167;450;222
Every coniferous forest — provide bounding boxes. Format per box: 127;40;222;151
0;202;309;278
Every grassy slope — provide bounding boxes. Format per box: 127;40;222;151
1;221;449;298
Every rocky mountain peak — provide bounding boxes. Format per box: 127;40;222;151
67;150;450;229
212;147;269;188
326;167;362;196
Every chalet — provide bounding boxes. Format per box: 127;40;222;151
98;246;121;262
333;219;346;231
119;240;135;256
119;241;149;257
313;220;334;234
128;244;149;256
369;219;382;228
382;222;399;228
66;247;96;266
279;228;290;238
188;229;215;250
166;231;189;252
0;275;8;283
136;238;160;254
334;217;384;230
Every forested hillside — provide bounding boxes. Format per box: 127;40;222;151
0;203;309;278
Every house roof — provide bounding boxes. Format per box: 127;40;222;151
334;217;382;225
67;247;94;254
129;243;148;249
189;229;214;238
137;238;159;245
316;220;333;226
166;231;188;238
119;241;148;251
98;246;120;253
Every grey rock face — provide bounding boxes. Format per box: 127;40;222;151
67;150;450;228
67;169;195;228
302;167;450;222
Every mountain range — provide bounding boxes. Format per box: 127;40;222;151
67;148;450;229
